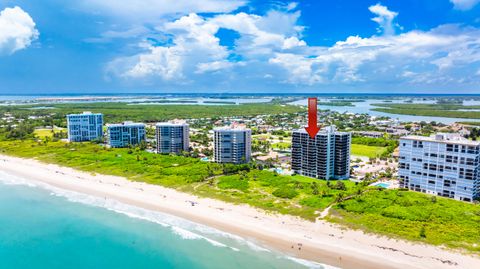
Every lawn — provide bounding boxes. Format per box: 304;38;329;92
33;127;66;138
271;141;291;150
351;144;387;158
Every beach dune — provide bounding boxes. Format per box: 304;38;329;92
0;154;479;269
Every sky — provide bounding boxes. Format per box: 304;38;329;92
0;0;480;94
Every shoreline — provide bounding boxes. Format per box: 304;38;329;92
0;155;479;269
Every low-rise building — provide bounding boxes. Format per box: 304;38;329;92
353;131;383;138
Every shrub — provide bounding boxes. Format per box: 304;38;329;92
272;186;298;199
332;181;347;191
217;175;249;192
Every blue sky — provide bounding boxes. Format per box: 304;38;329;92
0;0;480;94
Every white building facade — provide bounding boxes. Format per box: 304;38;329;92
67;112;103;142
156;122;189;154
399;133;480;202
107;122;146;148
213;126;251;164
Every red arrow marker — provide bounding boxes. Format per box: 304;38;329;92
305;97;320;139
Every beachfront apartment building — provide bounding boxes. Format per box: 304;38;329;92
66;112;103;142
156;121;189;154
398;133;480;202
292;126;351;180
213;125;251;164
107;122;146;148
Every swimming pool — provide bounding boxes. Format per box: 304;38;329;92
375;182;390;188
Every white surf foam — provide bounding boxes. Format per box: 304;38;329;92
0;170;335;268
287;257;340;269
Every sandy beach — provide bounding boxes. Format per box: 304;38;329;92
0;155;479;269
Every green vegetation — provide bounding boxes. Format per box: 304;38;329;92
0;123;35;140
33;127;67;138
371;103;480;119
457;121;480;126
0;140;363;220
1;137;479;253
351;136;398;157
5;102;304;125
271;141;291;150
217;175;249;192
351;144;387;158
272;186;299;199
329;190;480;252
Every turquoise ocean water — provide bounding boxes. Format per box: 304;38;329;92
0;171;333;269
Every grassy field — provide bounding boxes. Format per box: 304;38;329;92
371;103;480;119
33;127;66;138
351;144;387;158
271;141;291;150
329;190;480;252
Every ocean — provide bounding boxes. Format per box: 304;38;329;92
0;171;331;269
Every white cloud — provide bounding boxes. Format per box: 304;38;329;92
84;26;149;43
450;0;480;10
107;3;480;91
0;6;39;55
210;10;305;56
282;36;306;49
196;60;243;73
368;3;399;35
269;24;480;85
124;45;183;79
286;2;299;11
114;13;229;79
269;53;322;85
113;8;307;79
80;0;246;20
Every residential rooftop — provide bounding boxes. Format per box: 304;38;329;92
294;125;349;135
401;133;480;146
67;111;102;116
107;121;145;127
214;124;250;132
156;120;188;126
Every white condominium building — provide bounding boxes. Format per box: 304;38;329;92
292;126;351;180
107;122;146;148
156;121;189;154
66;112;103;142
213;125;251;164
399;133;480;202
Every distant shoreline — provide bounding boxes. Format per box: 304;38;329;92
2;93;480;97
1;155;479;269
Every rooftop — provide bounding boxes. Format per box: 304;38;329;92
67;111;102;116
156;120;188;126
107;121;145;127
401;133;480;146
293;125;350;135
214;123;250;132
